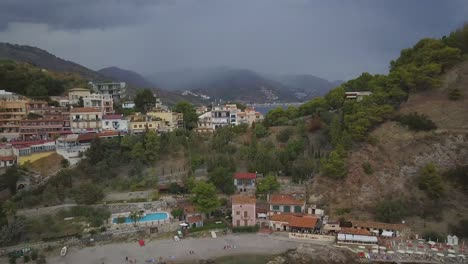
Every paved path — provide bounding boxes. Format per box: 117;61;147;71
48;234;299;264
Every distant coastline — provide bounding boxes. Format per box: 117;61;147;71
250;102;302;115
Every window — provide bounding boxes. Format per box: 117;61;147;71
283;206;291;213
139;125;143;128
236;220;240;227
244;211;248;217
105;121;109;126
294;206;302;213
236;211;240;215
244;220;248;226
133;125;137;128
272;205;280;211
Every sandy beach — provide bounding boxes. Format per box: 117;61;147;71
48;234;299;264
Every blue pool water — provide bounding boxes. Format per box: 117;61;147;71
112;212;169;224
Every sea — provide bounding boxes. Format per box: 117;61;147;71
250;103;302;115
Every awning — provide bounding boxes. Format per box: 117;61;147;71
337;234;378;243
258;213;267;218
382;231;393;237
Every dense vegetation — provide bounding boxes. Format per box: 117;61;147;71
0;60;87;98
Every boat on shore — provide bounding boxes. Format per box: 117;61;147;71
60;246;67;257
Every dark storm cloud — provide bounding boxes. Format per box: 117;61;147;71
0;0;467;81
0;0;169;30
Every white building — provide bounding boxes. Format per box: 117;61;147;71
89;82;127;101
102;115;128;132
345;91;373;102
195;111;213;133
82;94;114;115
122;101;135;109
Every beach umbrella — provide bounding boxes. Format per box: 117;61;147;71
179;223;188;227
372;249;378;254
448;254;456;258
387;251;395;254
436;253;444;257
406;250;413;254
372;245;379;249
397;250;405;254
431;247;438;251
139;239;145;246
358;246;366;249
448;249;455;253
415;251;424;255
428;241;436;246
379;246;386;250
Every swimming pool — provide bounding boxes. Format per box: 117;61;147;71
112;212;169;224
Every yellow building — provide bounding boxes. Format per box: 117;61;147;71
128;114;165;134
70;107;102;133
147;110;183;131
67;87;92;104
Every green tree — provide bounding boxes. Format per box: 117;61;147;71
276;128;293;143
418;163;445;199
131;142;146;161
291;157;315;183
134;89;156;113
173;101;198;130
192;181;220;215
448;88;462;100
144;131;160;163
171;207;184;220
320;146;347;179
77;96;84;107
256;174;280;194
208;167;235;195
0;166;21;195
375;198;407;223
325;87;345;109
253;123;268;138
2;200;17;225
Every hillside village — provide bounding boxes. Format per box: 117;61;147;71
0;22;467;264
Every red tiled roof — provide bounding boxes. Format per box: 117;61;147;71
232;195;256;204
270;214;292;223
340;228;371;236
183;205;197;214
233;172;256;179
187;215;202;223
0;156;16;161
288;216;318;229
103;115;124;120
70;107;101;113
352;220;407;231
270;194;304;205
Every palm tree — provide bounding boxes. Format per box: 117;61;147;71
129;210;143;226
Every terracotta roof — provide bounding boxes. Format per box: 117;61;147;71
0;156;16;161
233;172;256;179
232;195;256;204
70;107;101;113
183;205;197;214
270;194;304;205
270;214;292;223
340;228;371;236
256;202;268;214
187;215;202;223
289;216;318;229
352;220;407;231
103;114;124;120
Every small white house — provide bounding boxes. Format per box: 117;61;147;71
122;101;135;109
102;115;128;132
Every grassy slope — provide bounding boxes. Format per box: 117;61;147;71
310;59;468;233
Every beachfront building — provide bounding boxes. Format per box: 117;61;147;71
344;91;372;102
82;94;114;115
102;115;128;132
89;82;127;101
70;107;102;133
233;172;256;192
322;221;342;234
268;194;305;215
269;214;319;233
350;220;408;237
68;87;92;104
20;119;68;140
183;205;204;228
232;195;256;227
337;228;378;245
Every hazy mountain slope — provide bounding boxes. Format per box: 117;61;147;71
98;66;155;88
0;42;103;80
271;74;340;99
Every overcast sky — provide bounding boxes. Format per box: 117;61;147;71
0;0;467;81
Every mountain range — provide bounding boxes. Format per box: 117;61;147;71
0;42;339;103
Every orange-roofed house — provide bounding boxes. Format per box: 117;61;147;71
183;204;203;228
269;214;319;233
233;172;256;192
231;195;256;227
269;194;305;215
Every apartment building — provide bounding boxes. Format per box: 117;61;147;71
147;110;183;132
0;98;27;139
195;111;213;133
70;107;102;133
102;115;128;132
89;82;127;101
68;87;92;104
232;195;256;227
128;114;164;134
82;94;114;115
237;107;264;126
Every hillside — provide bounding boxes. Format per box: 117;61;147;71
98;66;155;88
0;43;104;80
270;74;341;99
310;58;468;234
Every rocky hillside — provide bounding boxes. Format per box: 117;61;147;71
311;59;468;234
98;66;155;88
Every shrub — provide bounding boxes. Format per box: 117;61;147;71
375;198;407;223
362;162;373;175
449;219;468;238
23;255;30;263
31;250;38;261
232;225;260;233
423;231;445;242
116;216;126;224
448;88;462;100
100;226;107;232
276;128;293;143
171;207;183;220
72;183;104;205
335;208;351;216
36;255;46;264
253;124;268;138
395;112;437;131
8;256;16;264
418;163;445;199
